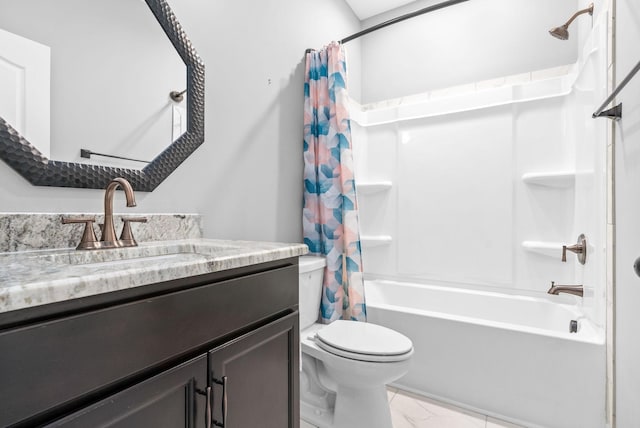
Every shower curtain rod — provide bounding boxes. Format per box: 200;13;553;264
341;0;470;43
592;57;640;120
305;0;470;53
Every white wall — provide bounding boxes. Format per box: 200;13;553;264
359;0;581;103
614;0;640;425
0;0;361;244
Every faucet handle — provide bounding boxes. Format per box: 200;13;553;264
62;216;100;250
119;217;147;247
561;234;587;265
562;245;582;262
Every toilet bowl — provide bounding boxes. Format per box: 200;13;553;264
298;256;414;428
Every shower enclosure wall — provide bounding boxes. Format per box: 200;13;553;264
351;6;609;428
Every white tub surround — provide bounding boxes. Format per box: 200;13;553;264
365;279;606;428
352;7;609;327
0;238;308;314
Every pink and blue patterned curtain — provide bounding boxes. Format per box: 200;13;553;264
303;42;366;323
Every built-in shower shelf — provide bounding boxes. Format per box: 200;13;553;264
521;241;564;259
358;181;393;195
522;171;575;188
361;235;393;248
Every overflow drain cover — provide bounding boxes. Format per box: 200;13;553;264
569;320;578;333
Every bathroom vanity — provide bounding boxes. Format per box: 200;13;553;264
0;237;307;428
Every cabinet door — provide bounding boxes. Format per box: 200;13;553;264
46;355;208;428
209;312;299;428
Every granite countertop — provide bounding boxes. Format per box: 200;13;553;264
0;239;308;314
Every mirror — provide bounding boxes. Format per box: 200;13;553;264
0;0;186;167
0;0;204;191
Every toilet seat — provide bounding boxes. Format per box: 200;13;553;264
314;320;413;363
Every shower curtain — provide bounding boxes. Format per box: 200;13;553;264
302;42;366;323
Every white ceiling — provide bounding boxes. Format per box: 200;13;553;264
344;0;417;20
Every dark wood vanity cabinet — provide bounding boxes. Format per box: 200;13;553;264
0;259;300;428
208;312;299;428
45;355;209;428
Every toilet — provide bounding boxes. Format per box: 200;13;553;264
298;256;414;428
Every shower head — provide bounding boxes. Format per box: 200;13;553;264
549;25;569;40
549;3;594;40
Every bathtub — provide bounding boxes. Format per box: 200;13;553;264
365;279;606;428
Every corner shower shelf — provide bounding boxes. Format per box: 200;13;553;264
521;241;564;259
521;171;575;188
358;181;393;195
360;235;393;248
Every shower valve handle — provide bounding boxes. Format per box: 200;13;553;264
562;244;582;261
561;234;587;265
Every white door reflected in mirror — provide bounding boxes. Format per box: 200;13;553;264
0;28;50;158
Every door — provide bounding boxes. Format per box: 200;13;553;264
46;355;208;428
209;312;300;428
0;28;50;157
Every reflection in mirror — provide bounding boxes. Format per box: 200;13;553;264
0;0;186;170
0;27;51;157
0;0;204;191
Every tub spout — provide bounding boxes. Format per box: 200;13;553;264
547;281;583;297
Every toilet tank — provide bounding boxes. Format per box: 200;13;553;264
298;256;326;330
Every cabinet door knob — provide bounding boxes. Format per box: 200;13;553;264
206;386;212;428
212;376;228;427
195;384;212;428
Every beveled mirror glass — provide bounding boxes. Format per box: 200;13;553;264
0;0;204;191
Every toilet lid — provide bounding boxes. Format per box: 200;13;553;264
315;320;413;362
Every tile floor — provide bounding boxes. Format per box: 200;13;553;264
300;387;525;428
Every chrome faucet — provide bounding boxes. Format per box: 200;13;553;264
101;177;137;247
547;281;584;297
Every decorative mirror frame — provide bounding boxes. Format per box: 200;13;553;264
0;0;204;192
